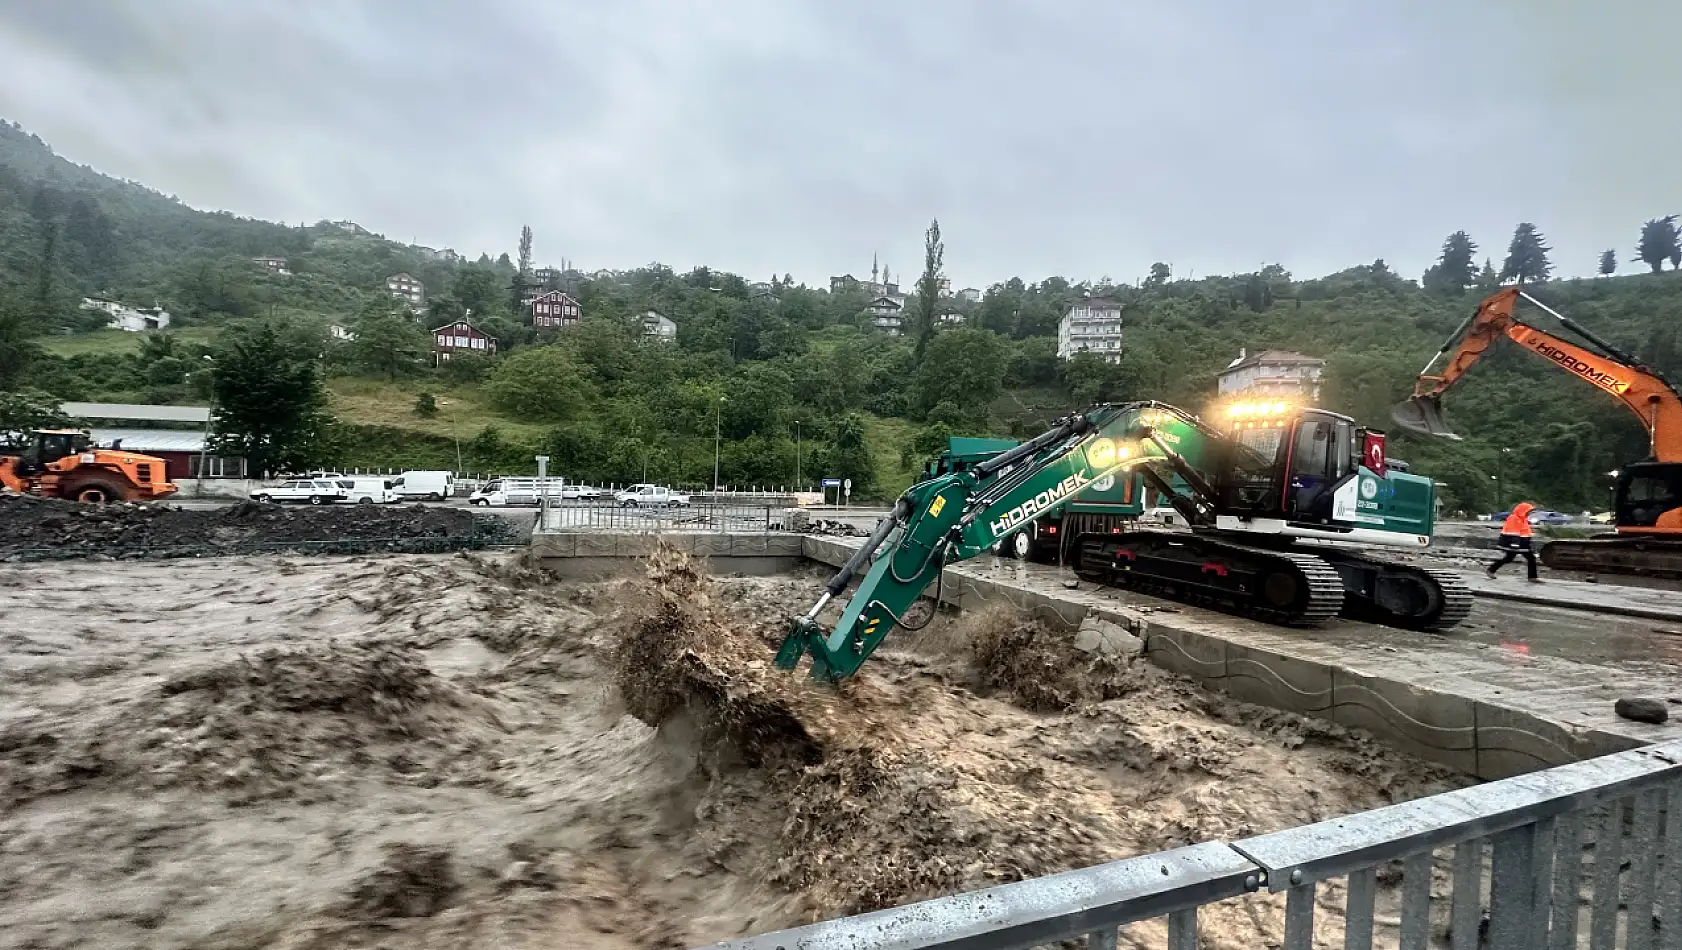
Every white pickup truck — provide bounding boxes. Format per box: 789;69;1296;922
613;485;691;507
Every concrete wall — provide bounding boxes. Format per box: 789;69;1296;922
530;531;804;580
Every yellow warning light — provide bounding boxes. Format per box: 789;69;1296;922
1087;438;1118;469
1272;401;1288;415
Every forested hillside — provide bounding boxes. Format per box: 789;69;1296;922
2;117;1680;507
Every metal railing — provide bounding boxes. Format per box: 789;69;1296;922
538;499;788;534
700;739;1682;950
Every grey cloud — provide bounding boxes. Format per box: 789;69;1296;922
0;0;1672;287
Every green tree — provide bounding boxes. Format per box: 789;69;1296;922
208;323;330;475
1423;230;1478;296
0;388;70;439
353;303;430;378
1144;262;1172;288
1599;249;1617;276
450;265;502;319
414;392;438;417
1636;216;1679;274
1499;222;1552;284
911;328;1006;423
0;296;40;389
913;218;944;363
484;346;594;421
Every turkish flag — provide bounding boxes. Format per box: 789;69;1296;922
1363;432;1387;476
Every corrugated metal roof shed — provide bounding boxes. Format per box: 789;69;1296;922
62;402;211;424
89;428;207;453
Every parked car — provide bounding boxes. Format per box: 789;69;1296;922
391;470;454;502
614;485;691;507
1528;508;1571;526
337;477;399;505
1590;510;1615;524
469;477;566;507
252;479;348;506
559;484;603;500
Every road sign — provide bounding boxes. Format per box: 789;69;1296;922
843;478;852;490
821;478;841;487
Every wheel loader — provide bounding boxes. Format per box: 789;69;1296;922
0;429;179;503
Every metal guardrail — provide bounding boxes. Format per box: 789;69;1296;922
538;500;787;534
700;740;1682;950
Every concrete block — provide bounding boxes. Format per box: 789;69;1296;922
1331;670;1479;776
528;532;577;558
764;535;804;557
1471;700;1591;779
574;534;618;558
693;534;733;557
1222;643;1334;717
730;535;771;556
1074;616;1144;658
617;534;660;558
1145;627;1227;682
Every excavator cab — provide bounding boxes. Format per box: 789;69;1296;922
1214;404;1361;526
1615;463;1682;531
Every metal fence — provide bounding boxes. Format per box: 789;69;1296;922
701;739;1682;950
538;499;788;534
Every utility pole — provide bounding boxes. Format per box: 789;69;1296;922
713;395;726;492
195;356;216;497
794;419;801;489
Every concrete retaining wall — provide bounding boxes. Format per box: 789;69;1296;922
534;529;1676;781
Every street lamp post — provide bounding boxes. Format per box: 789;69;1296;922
1496;446;1511;510
794;420;801;490
713;395;726;492
437;399;464;475
195;356;215;497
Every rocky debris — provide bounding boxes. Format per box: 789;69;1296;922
0;494;522;560
804;519;866;537
1073;615;1146;658
1615;697;1670;724
342;844;459;919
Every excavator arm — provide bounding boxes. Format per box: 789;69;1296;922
776;402;1207;681
1393;288;1682;463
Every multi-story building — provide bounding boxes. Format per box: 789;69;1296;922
864;295;905;336
1216;349;1325;403
81;296;171;332
386;272;425;306
958;287;983;303
432;320;497;362
641;310;678;343
531;266;561;287
530;290;582;329
253;256;290;276
1055;296;1124;363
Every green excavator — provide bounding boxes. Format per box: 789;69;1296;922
777;399;1470;681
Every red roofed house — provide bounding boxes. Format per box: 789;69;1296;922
530;290;582;329
432;320;497;362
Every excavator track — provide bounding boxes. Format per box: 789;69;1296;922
1075;531;1345;626
1541;536;1682;578
1313;550;1473;632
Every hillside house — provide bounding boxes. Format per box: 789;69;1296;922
253;256;290;276
958;287;983;303
328;324;356;342
1056;296;1124;363
1217;349;1324;403
641;310;678;343
432;321;497;362
530;290;582;329
532;266;561;287
81;296;171;332
864;295;905;336
331;220;372;235
937;310;967;328
386;273;425;306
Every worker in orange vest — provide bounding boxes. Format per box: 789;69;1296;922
1486;501;1540;582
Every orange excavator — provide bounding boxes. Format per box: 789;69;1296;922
0;429;178;503
1393;286;1682;576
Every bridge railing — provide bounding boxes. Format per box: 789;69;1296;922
699;738;1682;950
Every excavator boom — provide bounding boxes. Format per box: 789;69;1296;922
1392;288;1682;462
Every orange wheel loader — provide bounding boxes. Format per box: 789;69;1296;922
0;429;179;503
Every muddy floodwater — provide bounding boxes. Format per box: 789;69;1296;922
1;551;1469;949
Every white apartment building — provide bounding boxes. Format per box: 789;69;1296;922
1056;297;1124;363
1216;348;1325;403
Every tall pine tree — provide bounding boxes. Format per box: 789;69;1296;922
1424;230;1478;296
913;218;944;363
1599;249;1617;276
1499;223;1552;284
1637;215;1679;273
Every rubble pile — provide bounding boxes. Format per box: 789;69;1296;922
0;494;523;559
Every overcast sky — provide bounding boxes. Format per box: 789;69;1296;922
0;0;1674;288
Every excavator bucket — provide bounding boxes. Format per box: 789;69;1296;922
1390;395;1463;441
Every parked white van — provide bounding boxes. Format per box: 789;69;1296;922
391;470;454;501
337;477;400;505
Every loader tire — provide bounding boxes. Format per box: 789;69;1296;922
62;472;136;505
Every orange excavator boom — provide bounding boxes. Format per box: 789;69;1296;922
1392;288;1682;463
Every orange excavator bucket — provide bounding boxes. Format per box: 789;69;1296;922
1391;395;1463;441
